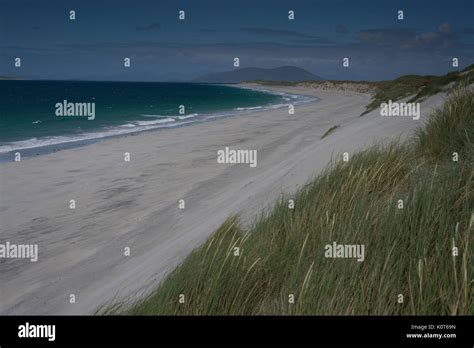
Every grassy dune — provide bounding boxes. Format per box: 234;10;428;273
361;64;474;115
121;88;473;315
250;64;474;117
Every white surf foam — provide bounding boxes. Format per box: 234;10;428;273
0;88;317;154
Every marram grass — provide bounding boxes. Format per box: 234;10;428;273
321;124;340;139
115;88;473;315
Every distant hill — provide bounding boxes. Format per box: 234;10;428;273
192;66;323;83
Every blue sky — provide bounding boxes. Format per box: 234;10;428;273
1;0;473;81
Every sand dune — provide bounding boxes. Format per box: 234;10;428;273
0;85;446;314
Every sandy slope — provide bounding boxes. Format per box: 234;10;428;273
0;85;446;314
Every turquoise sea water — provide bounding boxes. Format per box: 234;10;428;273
0;81;308;154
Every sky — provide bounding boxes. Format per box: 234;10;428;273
1;0;473;81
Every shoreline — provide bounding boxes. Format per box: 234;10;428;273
0;84;316;163
0;85;446;314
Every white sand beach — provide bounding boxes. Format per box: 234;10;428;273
0;85;447;314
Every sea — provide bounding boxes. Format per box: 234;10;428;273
0;81;313;158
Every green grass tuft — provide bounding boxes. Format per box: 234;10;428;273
415;87;474;163
321;125;340;139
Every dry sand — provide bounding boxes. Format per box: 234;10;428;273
0;84;447;314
